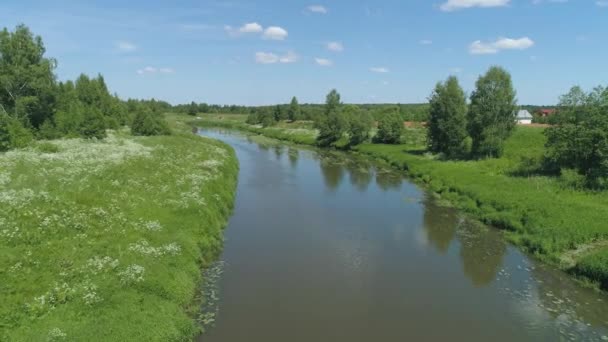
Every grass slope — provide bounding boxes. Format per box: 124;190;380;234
0;128;238;341
194;113;608;290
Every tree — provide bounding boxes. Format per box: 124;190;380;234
0;113;32;151
187;101;198;116
273;105;286;122
346;106;373;146
79;108;107;139
544;85;608;187
316;89;348;147
131;108;171;136
467;66;517;158
374;107;403;144
287;96;301;122
260;110;276;127
427;76;468;158
0;24;57;128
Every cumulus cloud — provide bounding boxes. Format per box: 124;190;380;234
327;42;344;52
225;22;264;37
419;39;433;45
370;67;389;73
307;5;328;13
469;37;534;54
597;0;608;7
255;51;298;64
440;0;510;11
137;66;174;75
116;41;137;52
263;26;288;40
315;58;333;66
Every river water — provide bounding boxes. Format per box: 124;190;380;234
197;128;608;342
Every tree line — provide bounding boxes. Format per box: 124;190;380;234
0;24;169;151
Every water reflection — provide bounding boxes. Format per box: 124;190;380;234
273;145;283;161
319;155;346;191
375;171;402;191
422;198;458;254
346;162;373;192
288;148;299;169
459;223;507;287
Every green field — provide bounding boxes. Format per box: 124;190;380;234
193;113;608;290
0;127;238;341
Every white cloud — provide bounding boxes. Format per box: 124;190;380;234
419;39;433;45
315;58;333;66
450;67;463;73
597;0;608;7
307;5;328;14
370;67;389;73
239;22;263;33
225;22;264;37
327;42;344;52
137;66;174;75
263;26;288;40
440;0;510;11
469;37;534;54
117;41;137;52
255;51;298;64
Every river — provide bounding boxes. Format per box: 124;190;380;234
197;128;608;342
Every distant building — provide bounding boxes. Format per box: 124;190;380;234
516;110;533;125
538;108;556;117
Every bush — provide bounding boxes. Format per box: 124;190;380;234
0;114;33;151
347;108;373;146
80;108;107;139
131;110;171;136
374;109;403;144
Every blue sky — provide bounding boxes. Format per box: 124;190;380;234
1;0;607;105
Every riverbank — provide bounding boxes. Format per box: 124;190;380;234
189;113;608;291
0;126;238;340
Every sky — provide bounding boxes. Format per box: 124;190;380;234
1;0;607;105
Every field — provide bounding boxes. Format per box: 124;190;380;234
0;127;238;341
193;113;608;290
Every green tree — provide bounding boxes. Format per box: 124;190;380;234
0;24;57;128
287;96;301;122
544;85;608;187
188;101;198;116
131;108;171;136
374;107;403;144
427;76;469;158
467;66;517;158
346;106;373;146
79;108;107;139
260;110;276;127
316;89;348;147
0;113;33;151
273;105;286;122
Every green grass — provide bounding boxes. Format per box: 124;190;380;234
0;127;238;341
192;113;608;290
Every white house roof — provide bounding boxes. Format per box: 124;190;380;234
516;110;533;119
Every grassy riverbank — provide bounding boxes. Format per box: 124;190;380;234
0;127;238;340
192;113;608;290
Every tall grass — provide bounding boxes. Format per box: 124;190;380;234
0;129;238;340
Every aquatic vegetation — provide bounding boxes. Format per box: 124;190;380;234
0;131;238;341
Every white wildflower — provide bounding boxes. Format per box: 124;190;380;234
119;264;145;284
48;328;67;340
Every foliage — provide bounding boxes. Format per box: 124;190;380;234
0;113;33;151
131;108;171;136
467;66;517;158
79;108;107;139
544;85;608;187
0;24;57;129
188;101;198;116
427;76;468;158
346;106;373;146
374;107;403;144
316;89;349;147
287;96;300;122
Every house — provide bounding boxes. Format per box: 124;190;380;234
516;109;533;125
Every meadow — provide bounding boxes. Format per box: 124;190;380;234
193;113;608;290
0;127;238;341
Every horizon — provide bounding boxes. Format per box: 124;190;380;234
2;0;607;106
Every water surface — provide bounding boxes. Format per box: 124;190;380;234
198;128;608;342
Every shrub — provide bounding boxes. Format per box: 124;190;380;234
374;109;403;144
0;114;33;151
131;110;171;136
80;108;107;139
